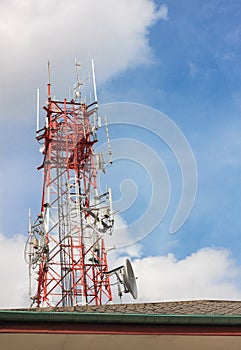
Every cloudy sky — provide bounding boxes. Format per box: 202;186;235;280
0;0;241;308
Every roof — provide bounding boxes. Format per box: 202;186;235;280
2;300;241;350
0;300;240;327
11;299;241;315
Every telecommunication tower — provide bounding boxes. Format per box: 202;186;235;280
25;61;137;308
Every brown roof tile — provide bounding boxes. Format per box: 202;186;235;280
11;300;241;316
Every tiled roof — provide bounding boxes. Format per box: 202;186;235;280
15;300;241;316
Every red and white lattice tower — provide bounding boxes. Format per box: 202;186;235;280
25;62;114;307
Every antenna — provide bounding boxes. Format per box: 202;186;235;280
108;187;114;224
48;61;50;83
47;61;51;99
26;61;115;307
36;89;40;132
123;259;138;299
25;61;138;308
74;59;82;101
91;58;98;103
106;259;138;300
105;116;113;164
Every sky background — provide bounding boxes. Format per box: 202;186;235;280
0;0;241;307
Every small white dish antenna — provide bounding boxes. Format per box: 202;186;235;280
123;259;138;299
106;258;138;300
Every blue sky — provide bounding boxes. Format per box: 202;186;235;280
100;1;241;261
0;0;241;306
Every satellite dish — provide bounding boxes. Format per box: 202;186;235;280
123;259;138;299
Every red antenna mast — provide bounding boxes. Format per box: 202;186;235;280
25;61;114;307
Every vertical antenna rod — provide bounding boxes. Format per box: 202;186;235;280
91;58;98;103
36;89;40;132
105;116;113;164
47;61;51;99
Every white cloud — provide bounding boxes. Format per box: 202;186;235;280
103;216;241;304
0;1;169;240
0;229;241;307
0;233;28;308
0;0;167;120
133;247;241;302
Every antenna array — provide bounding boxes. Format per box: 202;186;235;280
25;61;137;307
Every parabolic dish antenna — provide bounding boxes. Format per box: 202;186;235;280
123;258;138;299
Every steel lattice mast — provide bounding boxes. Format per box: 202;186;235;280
25;62;114;307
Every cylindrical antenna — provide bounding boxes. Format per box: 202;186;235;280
91;58;98;103
94;111;97;129
108;187;114;220
105;116;113;164
36;89;40;132
47;61;51;99
98;115;102;128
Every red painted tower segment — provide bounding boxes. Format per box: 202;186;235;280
25;64;114;307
